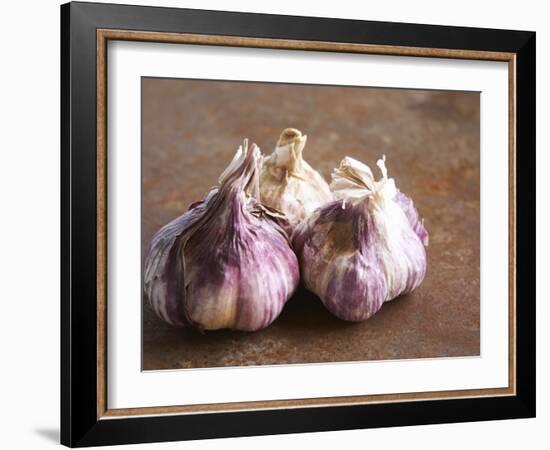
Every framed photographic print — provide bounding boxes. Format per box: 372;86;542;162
60;1;536;447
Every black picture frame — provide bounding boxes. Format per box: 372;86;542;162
61;1;535;447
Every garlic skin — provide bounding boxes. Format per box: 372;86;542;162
144;141;300;331
292;156;428;322
260;128;333;227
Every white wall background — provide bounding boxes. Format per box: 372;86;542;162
0;0;545;448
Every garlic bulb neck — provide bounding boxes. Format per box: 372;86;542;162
259;128;333;226
270;128;307;175
218;139;261;199
331;155;396;211
276;127;304;147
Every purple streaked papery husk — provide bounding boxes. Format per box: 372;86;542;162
291;156;428;322
144;141;300;331
394;189;429;246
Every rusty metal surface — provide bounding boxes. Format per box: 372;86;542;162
141;78;480;370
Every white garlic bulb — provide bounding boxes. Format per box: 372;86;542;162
260;128;333;227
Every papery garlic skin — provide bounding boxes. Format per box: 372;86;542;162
292;156;428;322
260;128;332;226
144;141;300;331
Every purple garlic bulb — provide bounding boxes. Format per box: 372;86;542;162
144;140;300;331
292;156;428;322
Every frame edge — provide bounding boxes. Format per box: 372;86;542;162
60;2;72;446
514;31;536;418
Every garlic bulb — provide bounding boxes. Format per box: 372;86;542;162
260;128;332;226
292;156;428;322
144;140;300;331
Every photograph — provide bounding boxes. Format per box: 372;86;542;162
141;78;480;370
58;1;536;446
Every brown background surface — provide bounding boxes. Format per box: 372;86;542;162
141;78;480;370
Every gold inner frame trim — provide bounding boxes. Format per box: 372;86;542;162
96;28;517;420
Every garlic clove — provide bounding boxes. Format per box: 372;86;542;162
394;189;429;247
144;140;300;331
292;155;428;321
144;188;217;327
260;128;333;227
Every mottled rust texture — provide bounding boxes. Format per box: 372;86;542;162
141;78;480;370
